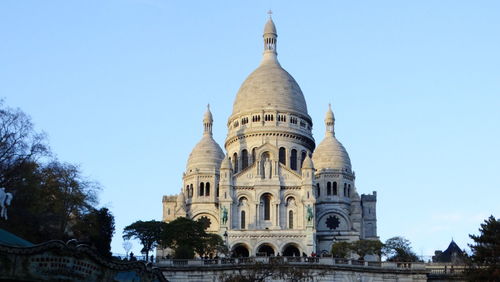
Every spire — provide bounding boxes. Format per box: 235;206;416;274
325;103;335;136
261;11;279;64
203;104;213;135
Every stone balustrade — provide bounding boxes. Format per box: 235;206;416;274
155;256;426;270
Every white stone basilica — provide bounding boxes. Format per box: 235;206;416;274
162;16;378;257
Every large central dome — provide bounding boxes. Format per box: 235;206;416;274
231;60;308;117
230;18;309;120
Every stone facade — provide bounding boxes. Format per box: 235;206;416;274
161;16;378;257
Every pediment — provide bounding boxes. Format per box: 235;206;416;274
233;162;260;186
278;164;302;185
232;162;303;187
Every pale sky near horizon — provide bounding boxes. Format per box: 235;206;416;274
1;0;499;259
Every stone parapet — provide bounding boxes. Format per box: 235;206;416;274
156;257;429;281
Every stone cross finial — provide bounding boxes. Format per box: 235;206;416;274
267;10;272;18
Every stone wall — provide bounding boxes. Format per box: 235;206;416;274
157;257;428;282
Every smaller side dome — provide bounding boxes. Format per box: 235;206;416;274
301;154;314;169
186;107;224;172
186;135;224;171
312;105;352;171
313;136;351;171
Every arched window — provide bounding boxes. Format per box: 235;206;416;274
348;184;351;197
300;151;307;169
186;185;189;197
241;149;249;170
263;194;271;220
190;184;193;197
333;182;338;195
241;211;246;229
279;147;286;165
205;182;210;196
199;182;204;196
233;152;238;173
289;210;294;229
316;183;320;197
290;149;297;170
327;182;332;195
344;183;347;196
216;184;219;197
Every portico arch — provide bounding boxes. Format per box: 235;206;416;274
232;243;250;258
282;243;301;257
256;243;276;257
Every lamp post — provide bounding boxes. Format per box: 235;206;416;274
223;230;229;257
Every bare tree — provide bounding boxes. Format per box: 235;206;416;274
0;101;49;187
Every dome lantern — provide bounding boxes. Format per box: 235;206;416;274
263;11;277;53
203;104;213;135
325;103;335;136
261;11;279;65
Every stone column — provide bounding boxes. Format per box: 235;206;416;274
275;204;279;228
256;204;260;229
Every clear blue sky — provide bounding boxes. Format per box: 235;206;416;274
1;0;499;259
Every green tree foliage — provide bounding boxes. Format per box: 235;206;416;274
39;161;99;239
350;239;384;260
383;236;420;262
74;208;115;257
203;233;228;256
174;244;195;259
466;215;500;280
1;160;100;243
330;241;351;258
122;217;228;259
162;217;206;255
123;220;166;261
160;217;227;258
330;240;383;260
0;101;111;256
